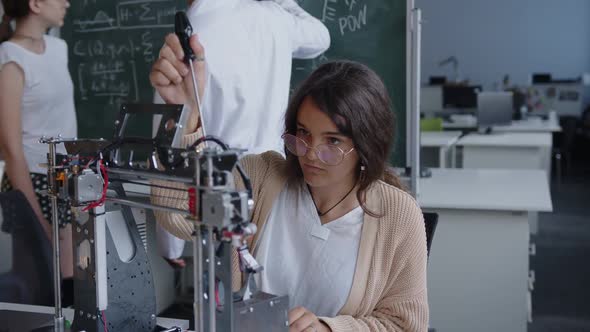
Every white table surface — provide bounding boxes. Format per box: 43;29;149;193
418;168;553;212
0;302;189;329
421;131;463;147
493;117;561;133
457;132;552;148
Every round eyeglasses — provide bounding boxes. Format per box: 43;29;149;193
282;133;355;166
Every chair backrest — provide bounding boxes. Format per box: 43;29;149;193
0;190;54;305
423;212;439;258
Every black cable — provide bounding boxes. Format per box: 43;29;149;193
235;164;252;199
187;135;253;199
98;135;253;201
96;137;155;160
187;135;229;151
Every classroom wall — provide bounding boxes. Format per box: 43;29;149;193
416;0;590;106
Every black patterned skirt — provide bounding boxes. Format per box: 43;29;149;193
1;173;72;227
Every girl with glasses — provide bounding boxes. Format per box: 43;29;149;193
151;35;428;331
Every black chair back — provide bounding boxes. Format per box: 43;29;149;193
423;212;439;258
0;190;54;305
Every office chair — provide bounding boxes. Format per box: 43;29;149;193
553;116;578;184
0;190;54;305
423;212;438;332
423;212;438;258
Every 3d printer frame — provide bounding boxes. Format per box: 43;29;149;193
41;104;288;332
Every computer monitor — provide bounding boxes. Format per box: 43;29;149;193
532;73;552;84
442;85;481;109
429;76;447;85
477;91;514;133
421;86;443;114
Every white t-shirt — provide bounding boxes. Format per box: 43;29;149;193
0;35;77;174
255;182;364;317
188;0;330;154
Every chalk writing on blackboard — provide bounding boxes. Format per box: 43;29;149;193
70;0;173;105
294;0;370;74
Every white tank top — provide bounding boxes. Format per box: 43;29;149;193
0;35;77;174
255;181;364;317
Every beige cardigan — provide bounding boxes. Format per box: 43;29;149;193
152;151;429;332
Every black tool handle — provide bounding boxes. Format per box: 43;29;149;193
175;11;195;62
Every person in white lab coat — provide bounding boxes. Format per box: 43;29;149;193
154;0;330;265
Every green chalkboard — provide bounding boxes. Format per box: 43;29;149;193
62;0;186;140
62;0;407;165
291;0;407;166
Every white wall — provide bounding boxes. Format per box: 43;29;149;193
417;0;590;105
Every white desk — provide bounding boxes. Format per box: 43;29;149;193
419;168;552;332
493;117;561;133
457;132;553;179
442;115;562;133
0;302;189;330
421;131;462;168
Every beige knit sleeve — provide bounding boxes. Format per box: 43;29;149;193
150;141;281;242
150;128;203;241
321;193;429;332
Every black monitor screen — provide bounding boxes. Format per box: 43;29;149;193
443;86;481;109
532;73;552;84
429;76;447;85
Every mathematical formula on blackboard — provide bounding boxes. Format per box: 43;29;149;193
68;0;178;105
294;0;369;74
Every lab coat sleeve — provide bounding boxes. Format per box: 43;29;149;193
271;0;331;59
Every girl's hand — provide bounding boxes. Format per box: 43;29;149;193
288;306;331;332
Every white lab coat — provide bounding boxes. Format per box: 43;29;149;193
157;0;330;259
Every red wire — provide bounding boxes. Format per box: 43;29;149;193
83;160;108;212
215;282;221;309
101;310;108;332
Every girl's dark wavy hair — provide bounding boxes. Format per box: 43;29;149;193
284;60;404;217
1;0;30;42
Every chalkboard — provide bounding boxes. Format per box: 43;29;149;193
62;0;407;164
62;0;187;139
291;0;407;165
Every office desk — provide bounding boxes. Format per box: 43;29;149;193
441;114;562;133
493;117;562;133
457;132;553;178
419;168;552;332
0;302;189;330
421;131;462;168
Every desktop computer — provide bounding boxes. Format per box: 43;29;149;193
443;85;481;110
477;91;514;133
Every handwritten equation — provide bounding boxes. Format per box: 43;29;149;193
294;0;369;74
73;31;155;63
77;60;138;104
69;0;175;106
73;0;177;32
319;0;368;36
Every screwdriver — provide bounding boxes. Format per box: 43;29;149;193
175;11;207;140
